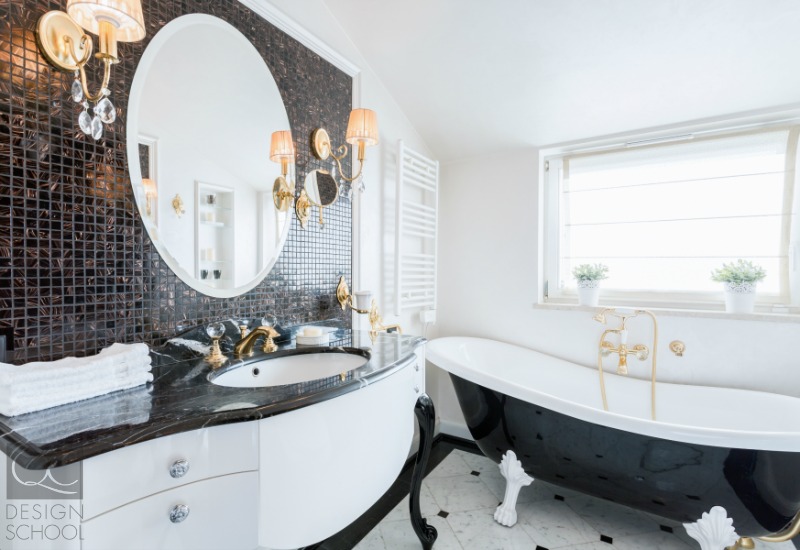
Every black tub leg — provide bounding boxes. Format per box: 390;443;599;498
410;393;438;549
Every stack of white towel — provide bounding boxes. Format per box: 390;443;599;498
0;343;153;417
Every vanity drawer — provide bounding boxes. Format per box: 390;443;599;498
81;471;258;550
82;422;257;519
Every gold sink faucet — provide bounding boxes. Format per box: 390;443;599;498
234;326;280;357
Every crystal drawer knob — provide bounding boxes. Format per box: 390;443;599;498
414;385;420;394
169;459;190;479
169;504;189;524
414;364;420;372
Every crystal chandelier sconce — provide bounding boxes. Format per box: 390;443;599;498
270;130;297;213
36;0;146;141
310;108;379;197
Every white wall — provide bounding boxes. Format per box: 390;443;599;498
433;149;800;437
260;0;435;336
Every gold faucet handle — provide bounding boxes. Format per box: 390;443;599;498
260;326;280;353
631;344;649;361
599;340;616;356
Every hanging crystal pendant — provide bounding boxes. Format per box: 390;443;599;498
340;182;353;202
90;115;103;140
71;78;83;103
357;174;366;193
78;108;92;135
95;97;116;124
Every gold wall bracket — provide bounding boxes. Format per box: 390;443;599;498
272;176;294;212
336;276;401;337
669;340;686;357
172;194;185;217
310;128;366;183
36;11;92;72
37;11;116;103
295;189;311;229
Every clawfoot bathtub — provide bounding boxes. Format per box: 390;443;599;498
427;337;800;549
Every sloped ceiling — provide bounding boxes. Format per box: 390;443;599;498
321;0;800;162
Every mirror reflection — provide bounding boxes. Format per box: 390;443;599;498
127;14;293;298
305;170;338;206
296;169;339;229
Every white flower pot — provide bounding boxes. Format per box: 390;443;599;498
723;282;756;314
577;280;601;307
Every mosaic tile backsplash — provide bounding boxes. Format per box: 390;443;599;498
0;0;353;363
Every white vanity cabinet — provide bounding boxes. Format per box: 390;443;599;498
80;421;259;550
0;348;425;550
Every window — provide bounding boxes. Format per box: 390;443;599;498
544;124;800;309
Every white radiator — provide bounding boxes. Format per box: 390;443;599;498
395;140;439;315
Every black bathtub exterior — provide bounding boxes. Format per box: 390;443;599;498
450;374;800;537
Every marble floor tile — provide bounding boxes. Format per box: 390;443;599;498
382;482;439;523
565;493;661;539
425;473;501;514
365;515;462;550
352;525;386;550
454;449;499;475
426;451;474;479
356;447;800;550
516;498;601;548
446;507;537;550
610;529;693;549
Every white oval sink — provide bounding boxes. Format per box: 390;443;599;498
210;351;369;388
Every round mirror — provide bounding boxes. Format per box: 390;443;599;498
127;14;292;298
304;170;338;206
297;170;339;229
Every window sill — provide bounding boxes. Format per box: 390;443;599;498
534;301;800;324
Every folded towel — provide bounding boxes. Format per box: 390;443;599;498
0;343;151;386
3;384;153;444
0;343;154;417
0;371;153;417
0;357;152;402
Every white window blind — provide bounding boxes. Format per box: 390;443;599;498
550;127;798;302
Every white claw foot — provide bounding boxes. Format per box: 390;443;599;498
683;506;739;550
493;450;533;527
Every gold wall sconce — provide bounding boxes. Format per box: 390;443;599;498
336;276;401;338
172;194;185;218
36;0;146;141
142;177;157;219
310;108;379;190
270;130;296;213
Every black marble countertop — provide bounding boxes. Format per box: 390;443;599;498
0;325;425;469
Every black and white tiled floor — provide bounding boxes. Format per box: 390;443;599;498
355;449;797;550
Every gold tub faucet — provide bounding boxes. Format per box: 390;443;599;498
593;308;659;419
234;326;280;357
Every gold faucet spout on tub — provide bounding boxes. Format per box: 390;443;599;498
234;326;280;357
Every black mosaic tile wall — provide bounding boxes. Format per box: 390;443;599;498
0;0;353;363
